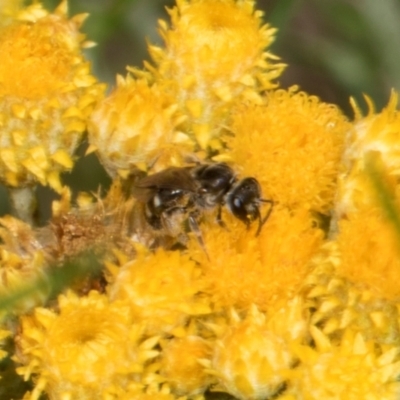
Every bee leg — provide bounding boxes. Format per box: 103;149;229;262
188;213;210;260
256;199;274;236
216;205;228;229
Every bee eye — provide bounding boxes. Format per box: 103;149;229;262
233;198;242;208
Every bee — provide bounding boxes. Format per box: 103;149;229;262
131;162;273;250
131;166;201;245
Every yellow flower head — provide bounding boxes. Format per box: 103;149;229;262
307;241;400;347
191;206;323;312
108;247;210;336
88;76;191;176
224;88;349;213
16;290;160;400
160;335;212;396
290;327;400;400
0;1;104;191
209;306;294;400
336;91;400;217
145;0;284;150
337;206;400;302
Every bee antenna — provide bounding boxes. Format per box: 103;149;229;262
256;199;274;237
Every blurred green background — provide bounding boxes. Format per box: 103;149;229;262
1;0;400;219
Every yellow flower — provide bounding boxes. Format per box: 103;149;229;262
289;328;400;400
0;1;104;191
88;76;191;177
191;206;323;312
15;290;160;400
108;247;211;336
307;241;400;347
160;336;212;396
207;306;294;400
223;88;349;214
199;300;308;399
143;0;284;150
335;91;400;217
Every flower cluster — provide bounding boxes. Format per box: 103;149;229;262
0;0;399;399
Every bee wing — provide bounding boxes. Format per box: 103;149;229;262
130;186;157;203
132;167;199;202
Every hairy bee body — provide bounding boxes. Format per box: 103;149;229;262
131;162;273;250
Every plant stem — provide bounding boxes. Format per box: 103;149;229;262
8;186;37;225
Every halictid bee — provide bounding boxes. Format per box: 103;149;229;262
131;162;273;249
